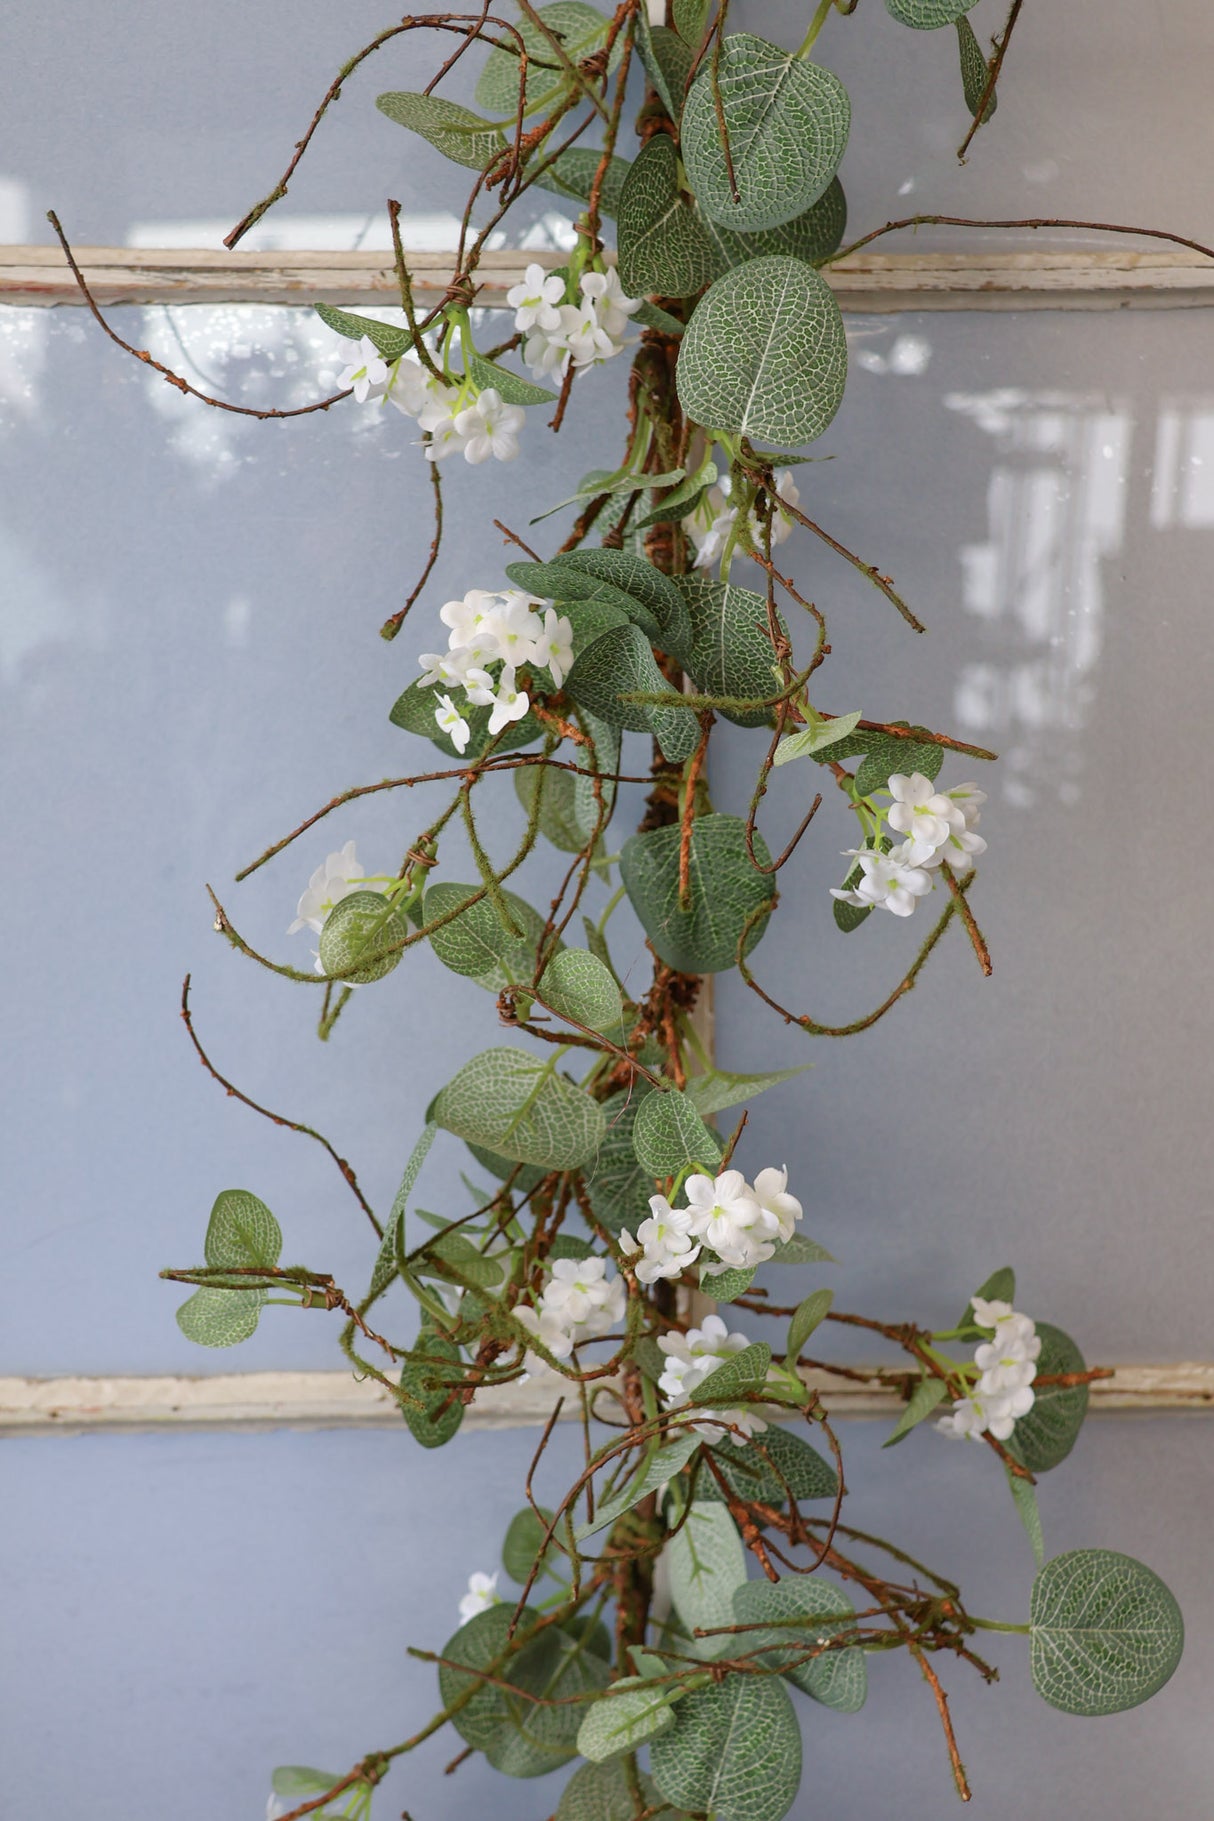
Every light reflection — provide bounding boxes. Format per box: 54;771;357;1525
944;387;1128;806
1150;402;1214;527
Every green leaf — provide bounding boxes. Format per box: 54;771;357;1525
514;711;620;852
698;1426;839;1507
438;1604;609;1775
555;547;693;662
632;298;686;334
577;1430;702;1540
705;1264;755;1302
175;1285;264;1348
732;1576;867;1712
540;948;623;1034
433;1047;606;1169
689;1341;771;1406
423;882;553;994
650;1672;802;1821
786;1289;833;1361
203;1189;282;1270
1030;1549;1184;1716
1007;1465;1045;1570
617;133;718;299
635;14;694;119
959;1265;1015;1329
681;33;850;232
502;1505;558;1583
532;147;631;219
769;1232;835;1265
773;709;864;766
369;1122;437;1298
677;255;847;447
886;0;979;29
389;675;541;759
635;465;715;530
400;1332;465;1447
677;574;788;727
697;176;848;277
506;555;659;641
577;1676;678;1761
417;1230;505;1289
672;0;709;45
466;349;556;406
314;302;410;360
584;1087;656;1236
633;1088;722;1177
883;1376;949;1448
956;16;998;121
476;2;617;117
668;1501;748;1657
619;813;776;974
556;1761;671;1821
317;890;409;985
376;91;506;169
1007;1323;1090;1473
271;1768;343;1799
565;622;701;762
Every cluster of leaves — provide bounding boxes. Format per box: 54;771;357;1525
146;4;1187;1819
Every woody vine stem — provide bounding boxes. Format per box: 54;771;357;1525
57;2;1195;1816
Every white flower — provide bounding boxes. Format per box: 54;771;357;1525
970;1296;1014;1330
751;1165;802;1244
287;839;369;936
384;354;434;418
657;1315;768;1445
982;1382;1036;1439
621;1196;702;1285
561;300;616;370
455;387;526;465
508;263;567;334
515;1303;576;1361
423;410;470;463
923;781;988;872
337;335;390;403
523;326;572;380
683;1170;774;1271
887;772;964;865
580;269;641;341
689;470;800;569
417;377;465;434
534;607;575;688
543;1256;618;1325
937;1298;1041;1440
487;665;530;735
418;647;476;690
458;1570;501;1624
831;842;934;918
434;692;471;754
486;591;545;665
690;501;738;569
935;1393;989;1441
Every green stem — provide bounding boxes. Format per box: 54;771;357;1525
795;0;836;58
969;1618;1031;1635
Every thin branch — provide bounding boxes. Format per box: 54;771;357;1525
956;0;1025;161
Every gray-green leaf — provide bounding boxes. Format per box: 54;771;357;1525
1030;1549;1184;1716
400;1332;465;1447
681;33;850;231
677;255;847;447
314;302;410;360
531;147;631;219
204;1189;282;1270
683;1065;810;1117
667;1501;748;1657
318;891;409;985
556;1761;669;1821
786;1288;833;1361
678;573;788;727
565;622;701;762
584;1087;656;1236
886;0;979;29
423;882;553;994
176;1285;264;1348
698;1426;839;1507
956;16;998;121
376;92;506;169
540;948;623;1034
633;1087;722;1177
1008;1322;1090;1473
650;1671;802;1821
773;709;863;766
697;177;848;277
476;2;617;117
732;1576;867;1711
577;1430;703;1541
618;133;718;299
577;1676;677;1761
883;1375;949;1447
619;813;776;974
502;1505;558;1582
433;1047;606;1168
1007;1465;1045;1569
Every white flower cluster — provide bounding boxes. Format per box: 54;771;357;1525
458;1569;501;1623
515;1256;627;1362
335;335;525;464
936;1296;1042;1442
830;774;988;919
688;470;801;570
658;1314;769;1446
506;263;641;381
419;587;574;754
621;1165;801;1283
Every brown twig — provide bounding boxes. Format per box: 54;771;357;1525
956;0;1025;161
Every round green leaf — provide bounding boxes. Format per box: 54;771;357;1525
476;2;617;118
540;948;623;1035
732;1575;867;1711
564;622;701;763
556;548;692;659
698;176;847;278
422;882;554;994
584;1086;656;1236
317;890;408;985
697;1426;839;1507
1008;1322;1090;1473
576;1676;677;1761
176;1286;264;1348
677;255;847;447
556;1760;667;1821
956;16;997;121
619;813;776;974
502;1505;558;1582
531;147;632;220
400;1333;465;1448
433;1046;607;1169
633;1087;721;1176
617;134;718;299
678;574;788;727
886;0;979;29
203;1189;282;1270
681;33;850;231
650;1671;802;1821
668;1502;748;1656
1030;1549;1184;1716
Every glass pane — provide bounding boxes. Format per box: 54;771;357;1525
4;0;1212;252
2;1418;1206;1818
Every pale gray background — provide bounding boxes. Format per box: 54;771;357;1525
2;0;1212;1816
